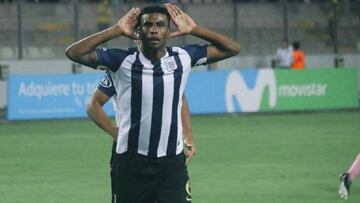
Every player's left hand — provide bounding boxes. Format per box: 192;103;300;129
164;3;197;38
184;141;196;163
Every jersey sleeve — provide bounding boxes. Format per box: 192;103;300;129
181;44;208;67
97;71;116;97
96;47;129;72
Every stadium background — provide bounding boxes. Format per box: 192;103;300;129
0;0;359;202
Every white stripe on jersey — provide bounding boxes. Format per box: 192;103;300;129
137;52;154;156
114;52;137;154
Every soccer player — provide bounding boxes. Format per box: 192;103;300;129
87;71;196;201
339;153;360;199
65;4;240;203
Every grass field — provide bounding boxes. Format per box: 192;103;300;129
0;111;359;203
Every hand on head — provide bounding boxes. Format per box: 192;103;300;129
115;7;141;40
116;4;197;40
164;3;197;38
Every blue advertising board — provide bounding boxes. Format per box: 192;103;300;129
7;68;358;120
7;73;115;120
185;68;358;114
185;70;230;114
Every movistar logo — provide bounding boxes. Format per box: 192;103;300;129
225;69;277;112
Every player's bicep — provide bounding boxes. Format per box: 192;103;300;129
89;89;111;107
68;50;100;69
207;45;232;64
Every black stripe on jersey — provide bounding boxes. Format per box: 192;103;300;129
148;61;165;157
167;49;183;156
128;53;143;155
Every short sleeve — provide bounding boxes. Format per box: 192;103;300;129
96;47;129;72
181;44;208;67
97;71;116;97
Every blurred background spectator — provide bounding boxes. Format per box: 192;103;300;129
275;39;293;69
291;41;305;69
0;0;359;66
96;0;112;31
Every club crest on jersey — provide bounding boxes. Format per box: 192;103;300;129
164;57;177;72
100;75;112;88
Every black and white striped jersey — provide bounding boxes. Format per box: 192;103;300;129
96;44;207;158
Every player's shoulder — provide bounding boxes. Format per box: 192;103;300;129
179;43;207;50
99;47;137;55
167;44;207;67
168;44;207;55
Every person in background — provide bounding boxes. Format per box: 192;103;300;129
97;0;113;31
291;41;305;70
275;39;293;69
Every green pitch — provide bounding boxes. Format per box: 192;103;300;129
0;111;359;203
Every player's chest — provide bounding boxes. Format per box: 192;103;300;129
119;59;188;80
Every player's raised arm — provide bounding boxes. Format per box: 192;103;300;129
164;3;240;64
65;7;141;68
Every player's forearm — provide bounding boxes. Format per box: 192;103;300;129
181;101;196;160
183;132;193;146
181;105;196;160
182;121;193;144
181;110;193;144
65;26;121;61
181;98;193;144
87;102;118;139
191;26;240;56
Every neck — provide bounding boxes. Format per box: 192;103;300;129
139;44;166;61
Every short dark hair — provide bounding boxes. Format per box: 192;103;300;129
137;5;171;27
293;41;301;50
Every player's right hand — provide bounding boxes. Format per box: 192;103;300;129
184;141;196;163
115;7;141;40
